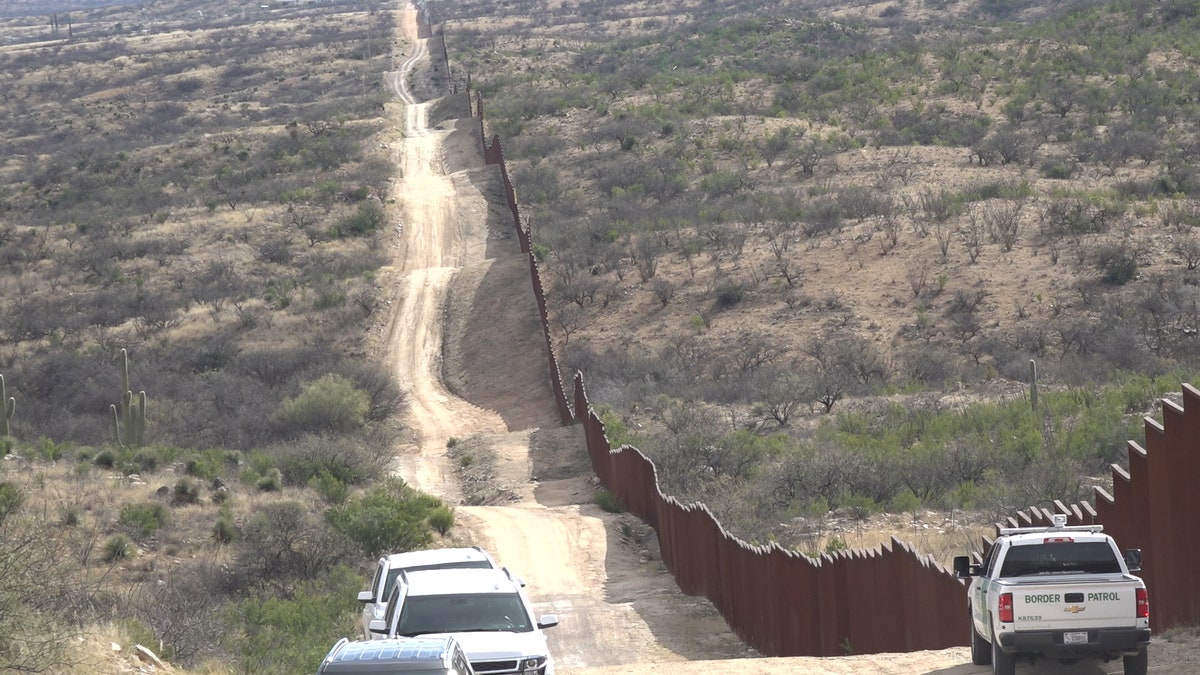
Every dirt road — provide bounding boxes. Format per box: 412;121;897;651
377;4;1198;674
381;7;746;670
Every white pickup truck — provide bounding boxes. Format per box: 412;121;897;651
953;514;1151;675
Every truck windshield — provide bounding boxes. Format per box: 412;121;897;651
1000;541;1122;576
397;593;533;636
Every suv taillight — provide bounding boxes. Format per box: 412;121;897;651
998;593;1014;623
1136;588;1150;619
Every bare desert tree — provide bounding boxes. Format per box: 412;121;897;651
984;200;1023;252
756;369;816;427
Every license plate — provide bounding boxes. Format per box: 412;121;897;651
1064;632;1089;644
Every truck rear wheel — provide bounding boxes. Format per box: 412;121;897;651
970;622;991;665
1123;647;1148;675
991;639;1016;675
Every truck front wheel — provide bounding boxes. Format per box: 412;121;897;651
970;621;991;665
991;639;1016;675
1123;647;1148;675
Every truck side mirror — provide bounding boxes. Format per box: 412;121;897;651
1124;548;1142;572
953;555;975;578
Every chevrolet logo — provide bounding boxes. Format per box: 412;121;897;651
1064;606;1086;614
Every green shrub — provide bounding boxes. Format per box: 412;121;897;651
58;506;81;527
309;470;349;505
324;480;439;558
184;452;223;481
243;450;277;476
233;501;353;586
93;449;116;468
1096;243;1139;284
172;478;201;505
887;488;922;515
256;468;282;492
427;505;455;535
335;202;385;237
343;185;371;202
945;480;981;510
835;493;879;523
274;434;391;488
594;490;624;514
32;438;72;462
118;502;169;539
274;375;371;437
596;406;637;449
313;286;347;310
103;534;136;561
227;565;362;674
212;514;238;544
0;481;23;524
825;536;848;554
714;280;746;308
132;449;160;473
1040;160;1076;180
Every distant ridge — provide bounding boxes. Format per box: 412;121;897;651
0;0;140;19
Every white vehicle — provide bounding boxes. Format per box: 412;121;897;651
316;635;475;674
368;567;559;675
358;547;500;640
954;515;1151;675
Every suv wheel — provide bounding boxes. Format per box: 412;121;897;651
1123;647;1148;675
991;638;1015;675
970;619;991;666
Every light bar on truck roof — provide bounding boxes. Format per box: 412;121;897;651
998;514;1103;536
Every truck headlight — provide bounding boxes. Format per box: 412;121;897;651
520;657;545;674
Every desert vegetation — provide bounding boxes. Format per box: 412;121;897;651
5;0;1200;670
0;0;463;672
439;0;1200;546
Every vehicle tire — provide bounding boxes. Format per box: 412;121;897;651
991;638;1016;675
1123;647;1148;675
971;621;991;666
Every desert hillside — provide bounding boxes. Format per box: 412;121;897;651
3;0;1200;672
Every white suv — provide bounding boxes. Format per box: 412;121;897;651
317;635;476;674
358;547;499;640
367;568;558;675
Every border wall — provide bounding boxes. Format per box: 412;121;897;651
439;27;1200;655
468;84;969;655
983;384;1200;631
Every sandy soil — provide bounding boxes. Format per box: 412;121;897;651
377;4;1200;674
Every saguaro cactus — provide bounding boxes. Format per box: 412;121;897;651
1;374;14;438
1029;358;1039;411
110;349;147;448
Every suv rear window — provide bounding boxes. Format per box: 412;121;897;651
1000;541;1122;576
